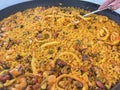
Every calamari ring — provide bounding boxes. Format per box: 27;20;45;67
31;55;37;74
32;42;59;74
55;52;82;71
31;49;38;74
53;74;88;90
106;32;120;45
41;41;59;48
97;27;110;40
58;52;80;62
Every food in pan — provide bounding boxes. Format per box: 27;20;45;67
0;7;120;90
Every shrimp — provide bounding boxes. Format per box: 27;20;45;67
25;85;33;90
40;75;56;90
11;76;27;90
9;65;24;77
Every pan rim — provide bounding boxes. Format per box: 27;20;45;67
0;0;120;24
0;0;120;90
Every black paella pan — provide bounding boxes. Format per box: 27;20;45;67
0;0;120;90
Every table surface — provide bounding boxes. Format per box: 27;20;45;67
0;0;120;14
